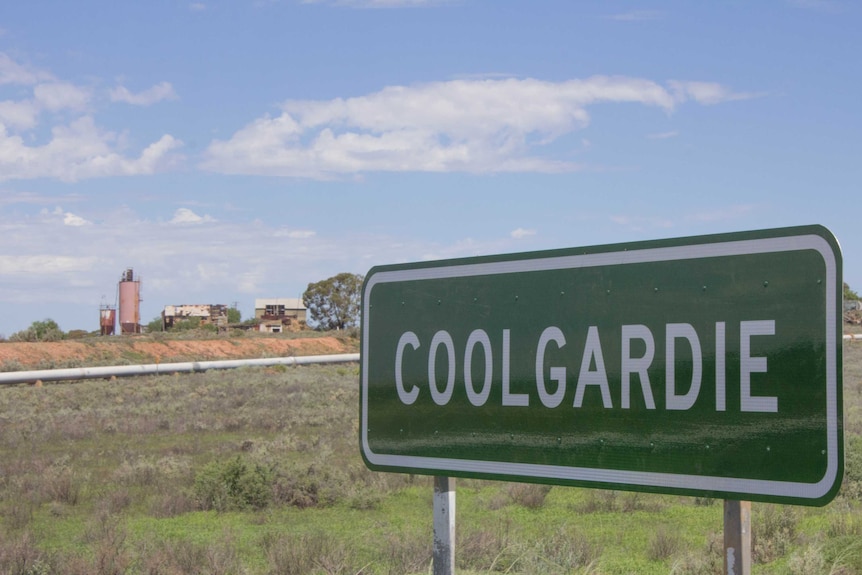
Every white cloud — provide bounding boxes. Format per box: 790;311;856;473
274;227;316;239
0;254;99;275
34;82;91;111
189;2;207;10
170;207;215;224
0;99;40;130
0;53;52;86
510;228;536;239
0;118;183;182
203;75;734;178
0;53;183;182
63;211;91;226
110;81;178;106
668;81;762;105
0;203;541;332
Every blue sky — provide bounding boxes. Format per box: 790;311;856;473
0;0;859;335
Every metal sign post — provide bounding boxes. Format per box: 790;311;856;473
724;500;751;574
433;476;456;575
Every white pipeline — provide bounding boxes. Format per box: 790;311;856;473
0;353;360;385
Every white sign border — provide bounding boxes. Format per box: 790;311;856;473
361;233;840;502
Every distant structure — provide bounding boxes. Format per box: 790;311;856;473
254;298;306;333
162;304;229;331
118;268;142;334
99;304;116;336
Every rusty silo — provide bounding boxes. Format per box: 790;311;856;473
118;268;142;334
99;305;116;336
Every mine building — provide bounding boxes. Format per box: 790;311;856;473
162;304;229;330
254;298;306;333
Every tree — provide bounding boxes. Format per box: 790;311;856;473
227;307;242;324
302;272;364;330
10;318;64;342
845;282;859;301
146;315;164;333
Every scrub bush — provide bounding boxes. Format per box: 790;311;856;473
194;456;273;511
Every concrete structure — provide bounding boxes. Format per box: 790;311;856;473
254;298;306;333
118;268;141;334
162;304;229;330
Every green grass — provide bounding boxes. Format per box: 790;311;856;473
1;345;861;574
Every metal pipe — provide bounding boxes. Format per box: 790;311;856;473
0;353;360;385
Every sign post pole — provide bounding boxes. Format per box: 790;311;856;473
433;476;456;575
724;500;751;575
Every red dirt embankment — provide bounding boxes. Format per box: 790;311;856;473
0;335;358;370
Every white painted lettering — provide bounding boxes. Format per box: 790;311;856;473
740;320;777;412
429;330;456;406
464;329;493;407
501;329;529;406
574;326;613;408
536;326;567;408
716;321;726;412
621;324;656;409
665;323;703;410
395;331;421;405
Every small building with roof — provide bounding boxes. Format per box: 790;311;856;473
254;298;307;333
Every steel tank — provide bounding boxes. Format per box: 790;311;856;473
99;306;116;336
118;268;141;334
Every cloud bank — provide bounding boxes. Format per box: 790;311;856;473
202;76;755;179
0;52;181;182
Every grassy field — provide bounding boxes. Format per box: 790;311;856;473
0;343;861;574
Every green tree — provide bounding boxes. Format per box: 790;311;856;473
845;282;859;301
302;272;364;330
146;315;164;333
10;318;64;342
227;307;242;324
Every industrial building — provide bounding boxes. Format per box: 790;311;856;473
254;298;306;333
162;304;229;330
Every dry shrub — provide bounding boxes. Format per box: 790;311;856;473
506;482;552;509
828;511;862;538
93;487;132;515
383;529;431;575
81;511;128;563
753;505;799;564
262;531;357;575
621;492;665;513
648;527;682;562
138;531;242;575
670;533;723;575
528;527;602;573
0;530;51;575
575;490;619;513
457;522;516;572
113;458;158;487
271;461;351;509
787;545;828;575
41;467;81;506
148;490;197;518
3;499;35;531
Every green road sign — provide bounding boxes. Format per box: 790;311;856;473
360;225;843;506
